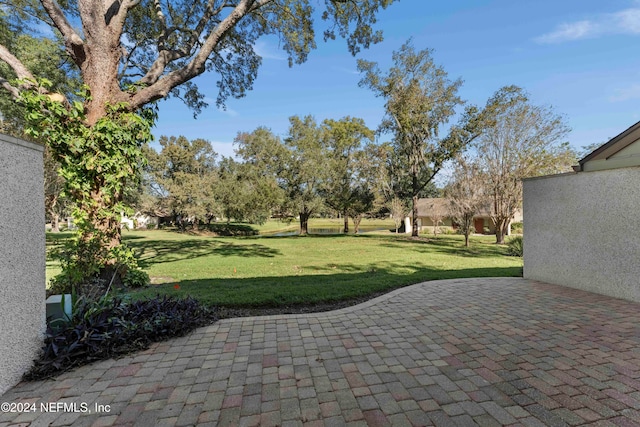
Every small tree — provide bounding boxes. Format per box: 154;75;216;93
429;201;447;238
445;156;485;247
216;156;282;224
283;116;327;235
235;118;325;235
348;185;375;233
474;86;572;244
389;196;407;233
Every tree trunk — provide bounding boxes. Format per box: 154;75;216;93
412;195;419;237
464;232;470;247
494;218;509;244
353;215;363;234
51;214;60;233
76;186;123;271
299;212;310;235
343;213;349;233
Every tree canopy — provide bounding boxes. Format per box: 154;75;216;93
144;136;218;229
321;116;374;232
1;0;397;120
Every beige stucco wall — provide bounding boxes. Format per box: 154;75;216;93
523;167;640;302
0;134;45;396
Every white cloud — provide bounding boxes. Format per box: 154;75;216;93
614;8;640;33
253;41;287;61
535;7;640;44
535;20;599;44
609;83;640;102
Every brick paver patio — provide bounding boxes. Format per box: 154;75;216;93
1;277;639;426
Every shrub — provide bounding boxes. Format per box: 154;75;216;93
49;238;146;297
511;221;523;234
25;295;217;380
123;268;150;288
506;236;523;257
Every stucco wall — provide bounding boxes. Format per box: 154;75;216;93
523;167;640;302
0;134;45;396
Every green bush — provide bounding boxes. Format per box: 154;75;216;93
123;268;150;288
49;236;146;297
511;222;523;234
506;236;523;257
25;295;217;380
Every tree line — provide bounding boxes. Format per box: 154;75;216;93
36;43;576;245
140;116;381;235
135;42;575;244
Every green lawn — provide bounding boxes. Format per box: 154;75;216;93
46;222;523;308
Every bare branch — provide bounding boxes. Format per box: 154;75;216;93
0;44;35;81
132;0;259;109
0;44;36;98
0;78;20;99
40;0;85;65
138;1;234;86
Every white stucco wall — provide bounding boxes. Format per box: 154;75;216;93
523;167;640;302
0;134;45;396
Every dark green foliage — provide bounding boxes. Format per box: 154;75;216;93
25;295;217;380
506;236;524;257
123;268;150;288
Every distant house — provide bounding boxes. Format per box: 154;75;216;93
524;120;640;303
409;198;522;235
120;210;169;229
573;120;640;172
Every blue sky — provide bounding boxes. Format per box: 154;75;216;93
152;0;640;159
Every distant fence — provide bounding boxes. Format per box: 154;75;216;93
0;134;45;396
523;167;640;303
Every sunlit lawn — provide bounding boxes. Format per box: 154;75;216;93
46;220;523;308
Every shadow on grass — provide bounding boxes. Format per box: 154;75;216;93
157;223;260;236
126;238;281;268
128;265;523;309
45;232;75;246
374;235;509;258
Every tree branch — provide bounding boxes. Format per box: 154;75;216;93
138;1;237;86
40;0;86;66
131;0;261;109
0;44;37;98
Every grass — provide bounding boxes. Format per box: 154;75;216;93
46;221;523;308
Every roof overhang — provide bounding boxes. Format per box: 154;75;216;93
575;120;640;172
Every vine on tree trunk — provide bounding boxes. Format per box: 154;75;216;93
19;79;155;297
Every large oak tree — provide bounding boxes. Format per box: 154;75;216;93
0;0;397;284
358;40;483;237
